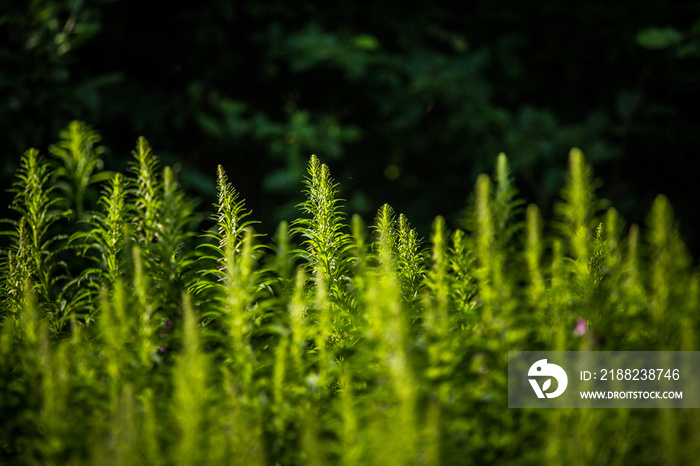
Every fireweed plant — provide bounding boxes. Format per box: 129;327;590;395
1;121;699;465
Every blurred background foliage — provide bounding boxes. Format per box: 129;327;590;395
2;0;700;253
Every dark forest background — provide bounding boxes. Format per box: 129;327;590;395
2;0;699;254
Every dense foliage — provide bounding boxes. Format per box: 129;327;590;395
1;122;698;465
2;1;700;252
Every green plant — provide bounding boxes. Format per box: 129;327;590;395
1;121;699;465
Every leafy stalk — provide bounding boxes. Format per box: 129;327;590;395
49;120;106;221
129;137;161;245
7;149;68;329
293;155;352;300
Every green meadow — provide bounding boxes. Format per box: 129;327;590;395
1;122;698;465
